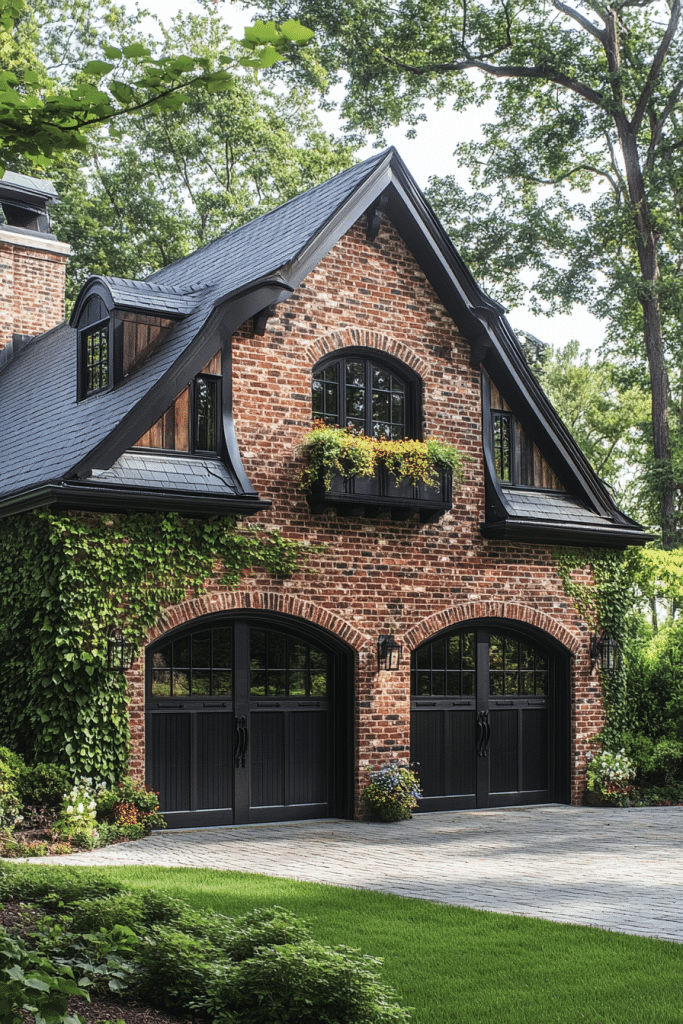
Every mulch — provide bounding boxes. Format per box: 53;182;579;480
1;902;189;1024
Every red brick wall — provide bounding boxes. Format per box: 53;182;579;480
0;230;69;351
130;216;603;809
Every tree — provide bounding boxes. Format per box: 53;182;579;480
43;7;354;303
258;0;683;544
0;0;314;171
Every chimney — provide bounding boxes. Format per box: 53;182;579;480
0;171;70;354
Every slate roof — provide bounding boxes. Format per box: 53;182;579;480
90;451;239;496
502;488;609;525
0;147;652;542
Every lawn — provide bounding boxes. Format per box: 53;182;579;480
66;863;683;1024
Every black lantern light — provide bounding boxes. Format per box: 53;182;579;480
377;634;403;672
106;627;136;673
590;630;620;673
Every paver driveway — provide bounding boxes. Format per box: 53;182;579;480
41;804;683;943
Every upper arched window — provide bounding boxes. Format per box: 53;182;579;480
312;349;420;439
77;295;110;397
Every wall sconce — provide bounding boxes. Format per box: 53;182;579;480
377;634;403;672
106;627;137;673
590;630;619;673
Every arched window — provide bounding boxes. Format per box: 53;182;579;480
312;349;420;439
77;295;110;397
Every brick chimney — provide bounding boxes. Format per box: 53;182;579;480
0;172;70;354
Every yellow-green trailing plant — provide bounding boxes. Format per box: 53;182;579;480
299;421;466;489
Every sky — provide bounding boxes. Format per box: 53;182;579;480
125;0;605;354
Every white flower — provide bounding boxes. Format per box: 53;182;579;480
67;805;74;814
77;802;84;814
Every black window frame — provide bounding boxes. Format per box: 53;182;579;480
79;317;111;398
312;349;421;440
191;373;221;456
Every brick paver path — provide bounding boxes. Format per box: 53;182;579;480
38;805;683;943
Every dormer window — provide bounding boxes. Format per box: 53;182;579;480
193;375;219;454
83;320;110;395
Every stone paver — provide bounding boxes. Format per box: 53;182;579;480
27;805;683;943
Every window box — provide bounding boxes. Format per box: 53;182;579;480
307;464;453;522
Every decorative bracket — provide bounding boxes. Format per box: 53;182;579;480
365;193;389;242
253;303;277;336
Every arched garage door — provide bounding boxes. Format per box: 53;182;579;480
410;622;570;810
146;615;353;827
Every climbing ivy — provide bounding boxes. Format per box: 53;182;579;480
555;548;636;738
0;510;311;780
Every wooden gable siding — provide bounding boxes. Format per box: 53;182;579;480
115;311;177;377
133;351;221;450
489;378;563;491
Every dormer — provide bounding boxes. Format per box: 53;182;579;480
70;276;200;399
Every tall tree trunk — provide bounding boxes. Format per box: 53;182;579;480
619;129;675;545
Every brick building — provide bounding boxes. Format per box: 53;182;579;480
0;154;649;826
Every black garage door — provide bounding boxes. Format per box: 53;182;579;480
411;624;569;810
146;616;352;827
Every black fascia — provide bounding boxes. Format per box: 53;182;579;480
0;480;270;520
480;517;654;548
66;281;294;487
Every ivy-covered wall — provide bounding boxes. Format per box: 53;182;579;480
0;509;309;780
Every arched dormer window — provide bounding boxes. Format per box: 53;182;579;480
312;349;420;439
77;295;110;397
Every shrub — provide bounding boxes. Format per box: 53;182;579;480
0;863;124;907
361;762;422;822
20;763;71;809
69;891;184;934
200;941;412;1024
0;746;26;828
0;928;90;1024
95;778;165;833
585;749;636;806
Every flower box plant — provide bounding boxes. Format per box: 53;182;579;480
299;421;466;491
361;761;422;822
584;749;636;807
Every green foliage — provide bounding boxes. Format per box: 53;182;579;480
0;750;26;829
19;765;71;811
0;510;310;779
0;928;89;1024
0;865;124;908
200;941;411;1024
360;762;422;822
0;866;410;1024
0;0;317;173
299;422;466;490
94;777;164;833
585;749;636;806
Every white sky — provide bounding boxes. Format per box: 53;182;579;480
126;0;605;354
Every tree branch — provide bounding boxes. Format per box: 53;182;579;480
552;0;606;41
632;0;682;132
383;54;604;106
526;162;621;194
648;76;683;166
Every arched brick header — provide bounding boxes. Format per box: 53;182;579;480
141;589;368;654
403;601;583;655
305;328;428;379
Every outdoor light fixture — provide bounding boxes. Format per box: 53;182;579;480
106;627;136;673
590;630;620;673
377;634;403;672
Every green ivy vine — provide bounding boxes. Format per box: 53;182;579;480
0;510;312;780
555;547;635;738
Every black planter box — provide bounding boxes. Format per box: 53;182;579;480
307;465;453;523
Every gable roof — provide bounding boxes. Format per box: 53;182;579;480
0;148;651;544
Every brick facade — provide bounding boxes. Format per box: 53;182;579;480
0;228;69;352
129;215;604;811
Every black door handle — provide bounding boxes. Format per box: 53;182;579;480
235;715;249;768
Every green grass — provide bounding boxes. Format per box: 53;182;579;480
25;864;683;1023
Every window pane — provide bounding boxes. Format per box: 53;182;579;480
195;377;218;452
373;368;390;389
250;671;266;697
173;637;190;668
346;387;365;420
173;672;190;697
213;628;232;669
431;640;445;669
462;633;475;670
269;671;287;696
431;671;445;694
345;361;364;387
151;671;171;697
212;671;232;696
192;631;211;669
153;645;172;670
447;636;460;670
489;634;504;670
310;648;327;672
461;671;475;696
268;633;287;669
250;630;266;670
289;671;306;696
372;392;390;421
290;642;307;670
310;673;327;696
192;671;210;696
493;414;511;481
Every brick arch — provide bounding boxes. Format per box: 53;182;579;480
403;601;582;655
142;589;367;653
306;327;428;379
